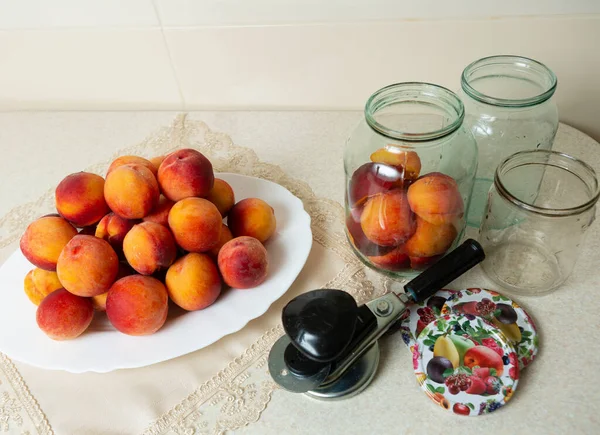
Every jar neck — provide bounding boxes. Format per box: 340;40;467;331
364;82;464;143
461;55;557;108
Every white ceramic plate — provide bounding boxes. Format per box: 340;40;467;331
0;173;312;373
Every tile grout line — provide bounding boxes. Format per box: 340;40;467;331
151;0;187;111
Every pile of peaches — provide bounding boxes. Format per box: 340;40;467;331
346;147;464;272
20;149;277;340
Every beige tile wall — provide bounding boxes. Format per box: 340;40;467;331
0;2;598;140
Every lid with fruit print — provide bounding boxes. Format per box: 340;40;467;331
442;288;539;370
413;313;519;416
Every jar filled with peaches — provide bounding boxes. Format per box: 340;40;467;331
345;83;478;277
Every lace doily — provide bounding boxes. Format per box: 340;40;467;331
0;114;402;435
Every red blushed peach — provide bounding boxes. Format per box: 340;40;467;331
106;275;169;336
368;246;409;271
56;235;119;297
348;162;403;206
92;263;135;311
166;253;222;311
404;217;458;258
206;178;235;217
143;196;175;227
208;224;233;259
104;163;160;219
123;222;177;275
107;155;157;176
360;190;416;247
218;236;268;289
463;346;504;376
407;173;464;225
228;198;276;243
157;148;214;201
23;268;63;306
168;198;222;252
95;212;136;253
370;148;421;181
409;255;442;270
55;172;109;227
20;216;78;271
346;214;392;257
36;289;94;340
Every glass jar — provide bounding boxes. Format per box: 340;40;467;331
460;55;559;228
479;150;599;296
344;82;478;278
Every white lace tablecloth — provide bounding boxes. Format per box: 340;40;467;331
0;112;598;435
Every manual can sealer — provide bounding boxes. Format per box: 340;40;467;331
268;239;485;400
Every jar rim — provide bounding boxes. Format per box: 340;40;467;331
461;55;557;108
364;82;465;142
494;150;600;217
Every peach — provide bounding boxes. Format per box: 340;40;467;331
55;172;109;227
168;198;222;252
208;224;233;259
20;215;78;271
346;214;392;257
463;345;504;376
206;178;235;217
348;162;403;206
104;163;160;219
165;253;222;311
56;235;119;297
157;148;214;201
407;173;464;225
92;263;134;311
228;198;276;243
218;236;268;289
409;255;442;270
368;246;409;271
107;155;157;176
23;268;62;305
360;190;416;247
95;212;136;253
143;196;175;227
36;289;94;340
123;222;177;275
106;275;169;336
370;148;421;181
149;155;166;170
404;217;457;258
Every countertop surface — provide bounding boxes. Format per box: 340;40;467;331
0;111;598;435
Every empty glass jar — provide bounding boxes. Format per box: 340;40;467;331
479;150;599;295
460;55;559;228
344;82;478;278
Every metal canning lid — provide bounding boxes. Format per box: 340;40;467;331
442;288;539;370
413;313;519;416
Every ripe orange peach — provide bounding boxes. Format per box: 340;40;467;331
407;173;464;225
165;253;222;311
23;268;63;305
143;195;175;227
104;163;160;219
20;215;78;271
168;198;222;252
218;236;268;289
368;246;409;271
123;222;177;275
360;190;416;247
157;148;214;201
95;212;136;253
56;235;119;297
149;155;166;170
55;172;109;227
106;275;169;336
370;148;421;181
206;178;235;217
36;289;94;340
404;217;458;258
228;198;276;243
208;223;233;259
92;263;134;311
107;155;157;176
346;214;392;257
